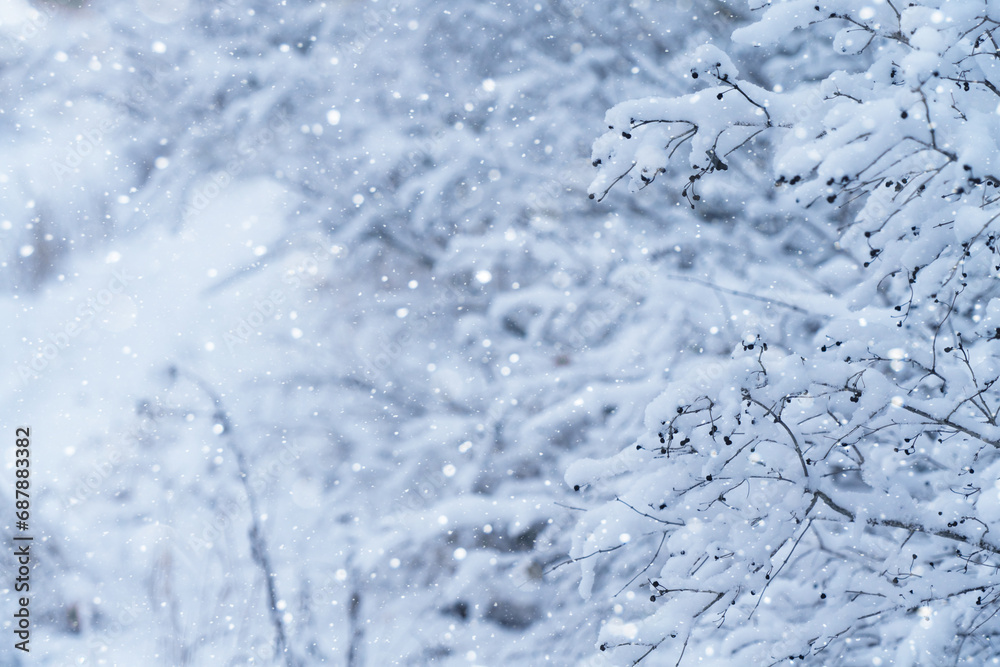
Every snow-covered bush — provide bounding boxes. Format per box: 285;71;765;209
579;1;1000;664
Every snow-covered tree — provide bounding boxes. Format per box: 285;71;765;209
578;1;1000;664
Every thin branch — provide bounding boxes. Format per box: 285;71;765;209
902;404;1000;450
662;274;812;314
746;396;809;478
811;490;1000;556
615;532;668;597
170;365;296;667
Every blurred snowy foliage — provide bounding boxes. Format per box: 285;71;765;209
7;0;996;665
0;1;761;665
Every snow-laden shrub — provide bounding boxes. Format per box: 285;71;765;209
580;1;1000;664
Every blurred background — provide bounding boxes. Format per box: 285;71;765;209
0;1;811;664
